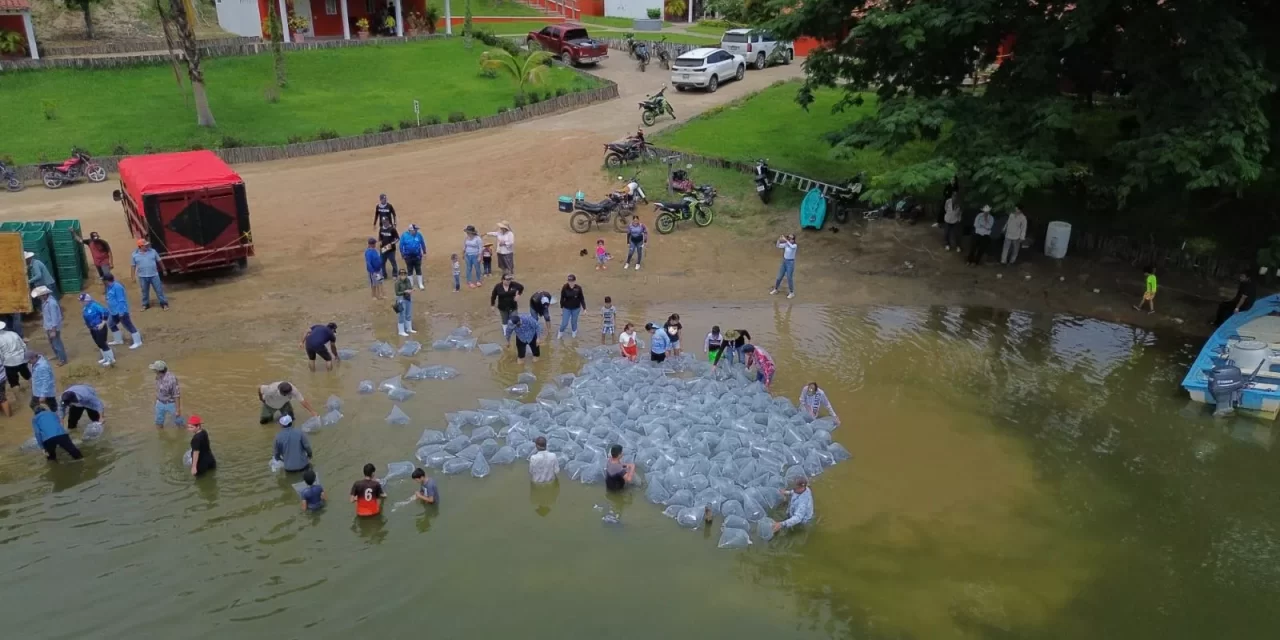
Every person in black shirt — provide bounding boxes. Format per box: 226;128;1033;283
724;328;751;366
604;444;634;492
1215;271;1259;327
529;290;553;329
187;415;216;477
301;322;338;371
378;219;400;280
490;274;524;340
557;274;586;339
374;193;396;230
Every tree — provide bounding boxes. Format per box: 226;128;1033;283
158;0;216;127
267;0;287;88
479;49;553;97
64;0;107;40
463;0;473;35
769;0;1277;212
703;0;776;26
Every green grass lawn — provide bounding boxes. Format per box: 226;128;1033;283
686;21;739;37
600;163;804;235
426;0;542;17
654;81;913;182
485;21;558;34
579;16;672;29
0;38;601;163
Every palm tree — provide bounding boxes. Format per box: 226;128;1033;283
480;49;553;97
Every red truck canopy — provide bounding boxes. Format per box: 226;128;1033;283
118;150;243;205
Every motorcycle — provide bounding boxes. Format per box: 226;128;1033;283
0;160;23;192
603;129;653;168
624;33;640;59
863;194;923;225
655;36;672;70
829;173;867;224
753;159;773;204
619;173;648;207
653;185;716;234
640;86;676;127
40;150;107;189
635;41;650;72
569;191;633;234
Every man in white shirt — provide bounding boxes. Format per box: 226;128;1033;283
0;320;31;392
942;195;962;251
772;476;815;534
1001;205;1029;265
967;205;995;266
528;436;558;483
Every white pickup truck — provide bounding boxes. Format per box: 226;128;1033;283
719;28;794;70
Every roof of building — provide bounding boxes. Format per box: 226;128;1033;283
0;0;32;11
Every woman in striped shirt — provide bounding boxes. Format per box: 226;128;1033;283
799;382;839;424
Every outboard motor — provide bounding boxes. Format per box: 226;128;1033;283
1208;365;1246;416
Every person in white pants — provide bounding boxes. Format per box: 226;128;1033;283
1001;206;1028;265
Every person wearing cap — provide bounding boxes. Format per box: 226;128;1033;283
374;193;397;230
300;322;339;372
400;223;427;290
25;251;57;295
742;343;776;390
529;290;554;330
557;274;586;339
130;238;168;310
967;205;995;266
27;351;57;414
364;237;384;299
491;274;525;341
257;381;317;425
78;293;115;367
273;414;314;473
462;225;484;288
772;476;815;534
0;319;29;391
507;311;544;364
394;267;416;336
486;221;516;275
377;217;400;280
151;360;183;428
187;415;216;477
60;384;105;429
645;321;672;363
103;274;143;351
33;405;82;462
31;286;67;366
73;228;114;280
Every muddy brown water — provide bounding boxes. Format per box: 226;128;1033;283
1;302;1277;639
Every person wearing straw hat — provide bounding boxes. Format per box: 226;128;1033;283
967;205;996;266
130;238;168;310
487;221;516;275
25;251;57;296
150;360;183;428
0;319;30;391
78;293;115;367
31;286;67;366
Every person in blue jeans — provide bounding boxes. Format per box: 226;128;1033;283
131;238;169;310
623;216;648;271
462;226;484;288
399;223;426;290
32;286;67;365
103;274;143;350
364;238;384;299
451;254;461;292
769;234;797;299
557;274;585;339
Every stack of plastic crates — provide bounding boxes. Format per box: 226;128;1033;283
51;219;87;294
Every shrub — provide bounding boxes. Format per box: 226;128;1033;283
646;8;661;19
497;106;508;114
142;142;156;154
220;135;244;149
41;99;57;120
187;143;205;151
314;129;339;140
513;94;527;108
363;127;375;134
399;119;417;130
527;91;541;104
263;84;280;103
424;114;442;125
378;122;395;133
447;111;466;123
286;135;304;144
111;144;129;156
479;67;497;79
555;87;567;97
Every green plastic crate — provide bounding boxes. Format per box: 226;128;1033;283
21;221;51;233
0;221;24;233
51;219;82;249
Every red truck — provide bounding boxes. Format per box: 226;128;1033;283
526;23;609;67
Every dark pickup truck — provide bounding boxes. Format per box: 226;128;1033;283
526;23;609;67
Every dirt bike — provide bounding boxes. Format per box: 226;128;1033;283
655;36;672;70
603;131;654;168
569;191;633;234
624;33;640;59
0;161;23;192
40;150;107;189
653;186;716;234
640;86;676;127
635;41;650;72
828;173;867;224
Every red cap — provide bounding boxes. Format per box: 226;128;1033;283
187;415;203;426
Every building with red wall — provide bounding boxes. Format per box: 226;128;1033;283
0;0;38;60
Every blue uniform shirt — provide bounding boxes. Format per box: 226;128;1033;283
400;231;425;258
650;327;671;354
104;281;130;315
364;247;382;274
82;301;108;329
32;410;68;446
132;249;161;278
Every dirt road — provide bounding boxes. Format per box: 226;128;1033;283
0;58;1217;376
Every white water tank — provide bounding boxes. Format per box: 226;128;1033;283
1044;221;1072;259
1230;340;1270;374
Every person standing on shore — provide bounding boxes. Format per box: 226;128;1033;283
623;216;648;271
664;313;683;357
28;351;57;414
400;223;426;290
967;205;995;266
78;293;114;367
558;274;585;339
600;296;617;346
26;251;57;296
770;235;797;299
103;274;143;350
150;360;183;428
1001;205;1028;265
374;193;396;230
394;268;417;336
73;229;114;281
131;239;168;310
1134;266;1157;314
378;218;400;280
364;238;384;299
31;287;67;366
462;226;484;288
1215;271;1258;327
942;194;962;252
451;253;462;292
487;221;516;275
491;274;524;340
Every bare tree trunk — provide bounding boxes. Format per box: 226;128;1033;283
267;0;287;87
163;0;216;127
82;1;95;40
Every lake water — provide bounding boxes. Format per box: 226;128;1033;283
1;303;1277;639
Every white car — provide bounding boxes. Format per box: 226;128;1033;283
670;47;746;93
720;28;794;70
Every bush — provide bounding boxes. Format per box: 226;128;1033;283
646;8;661;19
363;127;375;134
314;129;340;140
378;122;395;133
497;106;508;114
447;111;467;123
111;144;129;156
41;99;57;121
424;114;442;125
513;94;526;108
287;135;305;144
219;135;244;149
142;142;156;154
187;143;205;151
697;19;740;30
555;87;567;97
399;119;417;130
479;67;497;79
527;91;541;104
